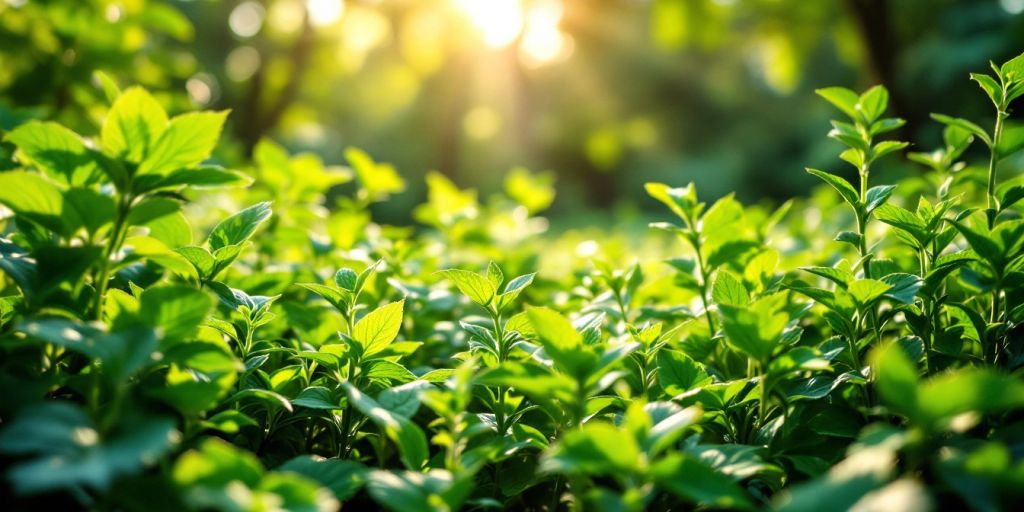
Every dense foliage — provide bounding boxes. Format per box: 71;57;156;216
3;48;1024;511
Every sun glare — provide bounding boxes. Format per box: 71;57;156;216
520;1;571;67
306;0;345;27
455;0;525;48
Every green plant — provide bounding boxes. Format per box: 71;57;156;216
3;50;1024;512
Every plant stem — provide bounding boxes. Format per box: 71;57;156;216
986;105;1007;229
491;309;508;435
692;237;716;336
757;366;768;431
92;194;132;320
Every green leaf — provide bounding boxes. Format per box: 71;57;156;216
997;123;1024;160
139;285;213;343
815;87;860;119
645;182;701;224
657;350;712;396
541;422;641;475
718;296;787;363
19;321;158;382
857;85;888;122
436;268;495;306
6;121;103;186
951;221;1003;269
870;343;920;418
0;403;176;495
847;279;891;307
343;383;428;470
999;51;1024;83
101;86;168;163
971;72;1002;107
806;168;859;207
365;469;470;512
526;306;598;378
291;386;341;410
0;171;77;235
880;273;922;304
486;260;504;289
773;444;895;512
712;271;749;306
151;341;241;415
132;165;253;194
346;147;406;201
650;453;754;510
353;300;405;358
917;369;1024;427
298;282;349;311
870;141;907;162
500;272;535;299
174;245;215;278
278;456;367;501
335;268;358;291
173;439;264;498
377;380;432;418
931;114;992;147
207;201;272;250
64;188;115;236
231;388;294;413
137;111;228;176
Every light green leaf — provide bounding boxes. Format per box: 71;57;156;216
0;171;77;235
207;201;272;250
712;271;749;306
541;422;641;475
436;269;495;306
657;350;712;396
816;87;859;119
6;121;102;186
138;111;228;176
101;87;168;163
806;168;859;207
857;85;888;122
353;300;405;358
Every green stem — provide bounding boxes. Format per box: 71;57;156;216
693;238;716;336
987;106;1007;229
757;366;768;431
91;194;132;320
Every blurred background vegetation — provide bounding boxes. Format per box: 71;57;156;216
1;0;1023;223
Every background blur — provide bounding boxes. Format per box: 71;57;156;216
1;0;1023;222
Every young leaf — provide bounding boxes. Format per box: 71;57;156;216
207;201;272;250
930;114;992;147
435;269;495;306
101;87;168;163
335;268;358;291
353;300;405;358
857;85;888;123
712;271;749;307
806;169;859;207
137;111;229;176
815;87;860;119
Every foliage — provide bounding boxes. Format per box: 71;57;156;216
2;26;1024;512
